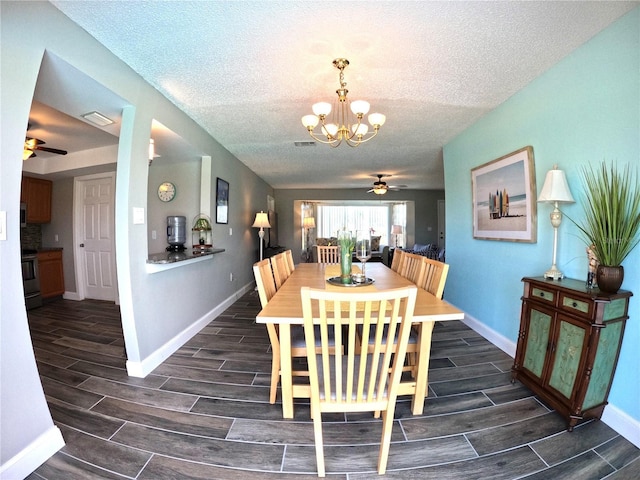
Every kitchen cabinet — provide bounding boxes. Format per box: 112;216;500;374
22;176;52;223
38;250;64;298
512;277;631;431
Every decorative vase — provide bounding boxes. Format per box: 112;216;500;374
337;230;354;284
596;265;624;293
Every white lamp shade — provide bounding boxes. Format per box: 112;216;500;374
368;112;386;127
322;123;338;138
303;217;316;229
352;123;368;136
252;211;271;229
301;115;319;128
538;168;575;203
312;102;332;116
391;225;403;234
350;100;370;116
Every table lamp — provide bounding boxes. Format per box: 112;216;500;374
391;224;403;248
537;166;574;280
252;211;271;261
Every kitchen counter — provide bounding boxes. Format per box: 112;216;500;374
146;247;225;273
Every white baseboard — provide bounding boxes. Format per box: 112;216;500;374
462;311;640;449
126;282;255;378
62;290;82;301
0;425;64;480
602;402;640;448
462;312;516;357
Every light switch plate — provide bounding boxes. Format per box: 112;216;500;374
133;207;145;225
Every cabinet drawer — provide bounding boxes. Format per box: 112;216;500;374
37;250;62;261
531;286;555;304
559;293;593;318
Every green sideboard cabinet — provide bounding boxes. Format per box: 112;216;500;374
512;277;632;431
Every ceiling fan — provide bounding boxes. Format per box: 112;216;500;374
23;126;68;160
367;174;407;195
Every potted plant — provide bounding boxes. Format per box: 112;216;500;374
568;161;640;293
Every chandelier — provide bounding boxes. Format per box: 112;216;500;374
301;58;385;147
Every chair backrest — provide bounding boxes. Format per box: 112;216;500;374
253;259;277;308
417;257;450;299
270;252;290;289
316;245;340;264
284;249;295;274
399;252;425;284
300;286;417;411
390;249;404;272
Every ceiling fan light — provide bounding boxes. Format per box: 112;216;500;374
373;186;387;195
302;114;319;129
350;100;370;116
368;112;386;127
23;149;35;161
312;102;332;117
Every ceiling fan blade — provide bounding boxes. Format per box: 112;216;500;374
34;145;68;155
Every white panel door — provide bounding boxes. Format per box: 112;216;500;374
76;173;118;301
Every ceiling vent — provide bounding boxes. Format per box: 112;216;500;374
81;111;114;127
294;141;316;147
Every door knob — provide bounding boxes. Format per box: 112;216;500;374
80;243;85;247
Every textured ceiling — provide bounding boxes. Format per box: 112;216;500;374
49;1;638;191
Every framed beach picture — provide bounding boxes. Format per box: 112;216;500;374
216;177;229;224
471;146;537;242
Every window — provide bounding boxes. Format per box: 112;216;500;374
316;204;391;244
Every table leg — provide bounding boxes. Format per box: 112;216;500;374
279;323;294;418
411;321;435;415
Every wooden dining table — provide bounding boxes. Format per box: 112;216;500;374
256;262;465;419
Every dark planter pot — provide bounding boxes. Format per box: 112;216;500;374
596;265;624;293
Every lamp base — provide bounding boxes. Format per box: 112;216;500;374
544;266;564;281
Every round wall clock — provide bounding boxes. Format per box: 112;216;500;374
157;181;176;202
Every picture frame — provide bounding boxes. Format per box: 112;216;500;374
216;177;229;224
471;146;537;242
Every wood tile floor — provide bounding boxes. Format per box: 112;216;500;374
26;293;640;479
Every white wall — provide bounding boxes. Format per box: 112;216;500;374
1;2;273;476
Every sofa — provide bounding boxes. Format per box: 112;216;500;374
400;243;445;261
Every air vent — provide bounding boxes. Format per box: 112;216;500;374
294;141;316;147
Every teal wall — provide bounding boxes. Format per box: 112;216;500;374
444;8;639;422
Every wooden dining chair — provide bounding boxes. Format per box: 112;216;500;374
390;248;404;272
270;252;290;289
316;245;339;264
284;249;295;274
399;252;426;284
300;285;417;477
253;259;308;404
417;257;450;300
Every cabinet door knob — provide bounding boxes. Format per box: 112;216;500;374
572;302;578;308
80;243;85;247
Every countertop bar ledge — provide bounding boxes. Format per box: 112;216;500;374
146;248;225;273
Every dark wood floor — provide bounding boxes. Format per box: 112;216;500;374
26;293;639;479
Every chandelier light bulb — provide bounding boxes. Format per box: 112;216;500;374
323;123;339;138
312;102;332;117
350;100;370;116
301;58;384;147
302;115;319;129
368;113;386;127
352;123;368;136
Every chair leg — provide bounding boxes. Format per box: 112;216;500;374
377;409;394;475
312;407;325;477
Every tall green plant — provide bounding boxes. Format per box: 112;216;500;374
569;162;640;266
